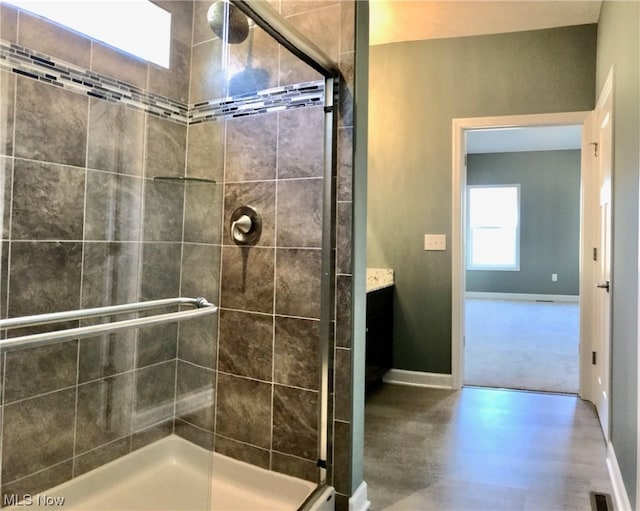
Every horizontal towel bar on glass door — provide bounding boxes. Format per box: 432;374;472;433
0;297;218;351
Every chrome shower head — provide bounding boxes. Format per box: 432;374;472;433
207;1;250;44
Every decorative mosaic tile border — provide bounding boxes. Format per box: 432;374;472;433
189;81;325;124
0;41;189;123
0;40;325;125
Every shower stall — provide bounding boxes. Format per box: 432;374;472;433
0;0;358;509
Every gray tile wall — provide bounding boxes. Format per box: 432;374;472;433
0;2;193;106
215;104;325;482
209;3;358;500
0;0;358;505
276;1;357;506
277;2;357;506
0;1;222;502
181;10;226;427
336;1;356;504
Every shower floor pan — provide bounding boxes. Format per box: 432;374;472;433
6;436;318;511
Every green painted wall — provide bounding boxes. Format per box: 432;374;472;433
368;25;597;373
466;150;581;296
596;1;640;506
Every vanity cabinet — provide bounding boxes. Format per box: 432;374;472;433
365;286;393;391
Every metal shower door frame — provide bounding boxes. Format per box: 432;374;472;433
231;0;340;490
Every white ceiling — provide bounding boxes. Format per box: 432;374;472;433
370;1;602;46
466;125;582;154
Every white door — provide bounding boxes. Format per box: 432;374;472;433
592;70;613;439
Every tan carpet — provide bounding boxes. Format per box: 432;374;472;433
464;298;579;394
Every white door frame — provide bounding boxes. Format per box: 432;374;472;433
451;111;595;401
592;69;614;441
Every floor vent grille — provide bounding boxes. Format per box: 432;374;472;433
590;491;613;511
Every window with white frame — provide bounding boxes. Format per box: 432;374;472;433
467;184;520;271
5;0;171;68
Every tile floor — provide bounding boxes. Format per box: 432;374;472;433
365;385;613;511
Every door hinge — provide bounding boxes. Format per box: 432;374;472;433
592;351;597;365
317;459;327;469
593;247;598;261
589;142;599;157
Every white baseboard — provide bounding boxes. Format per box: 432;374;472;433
349;481;370;511
382;369;453;389
465;292;579;303
607;442;633;511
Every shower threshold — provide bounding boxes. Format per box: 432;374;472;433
5;435;317;511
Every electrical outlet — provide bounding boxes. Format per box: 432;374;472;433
424;234;446;251
552;273;558;282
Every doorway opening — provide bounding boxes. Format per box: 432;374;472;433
463;125;582;394
451;111;600;406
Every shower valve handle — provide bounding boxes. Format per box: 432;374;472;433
229;206;261;246
231;215;252;236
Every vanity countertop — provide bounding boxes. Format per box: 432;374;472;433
366;268;394;293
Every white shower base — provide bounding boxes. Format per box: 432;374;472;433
6;436;330;511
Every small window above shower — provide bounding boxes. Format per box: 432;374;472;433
2;0;171;68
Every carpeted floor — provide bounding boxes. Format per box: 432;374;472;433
464;299;579;394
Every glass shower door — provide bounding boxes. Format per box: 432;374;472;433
0;0;221;508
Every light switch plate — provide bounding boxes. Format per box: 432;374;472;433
424;234;446;251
